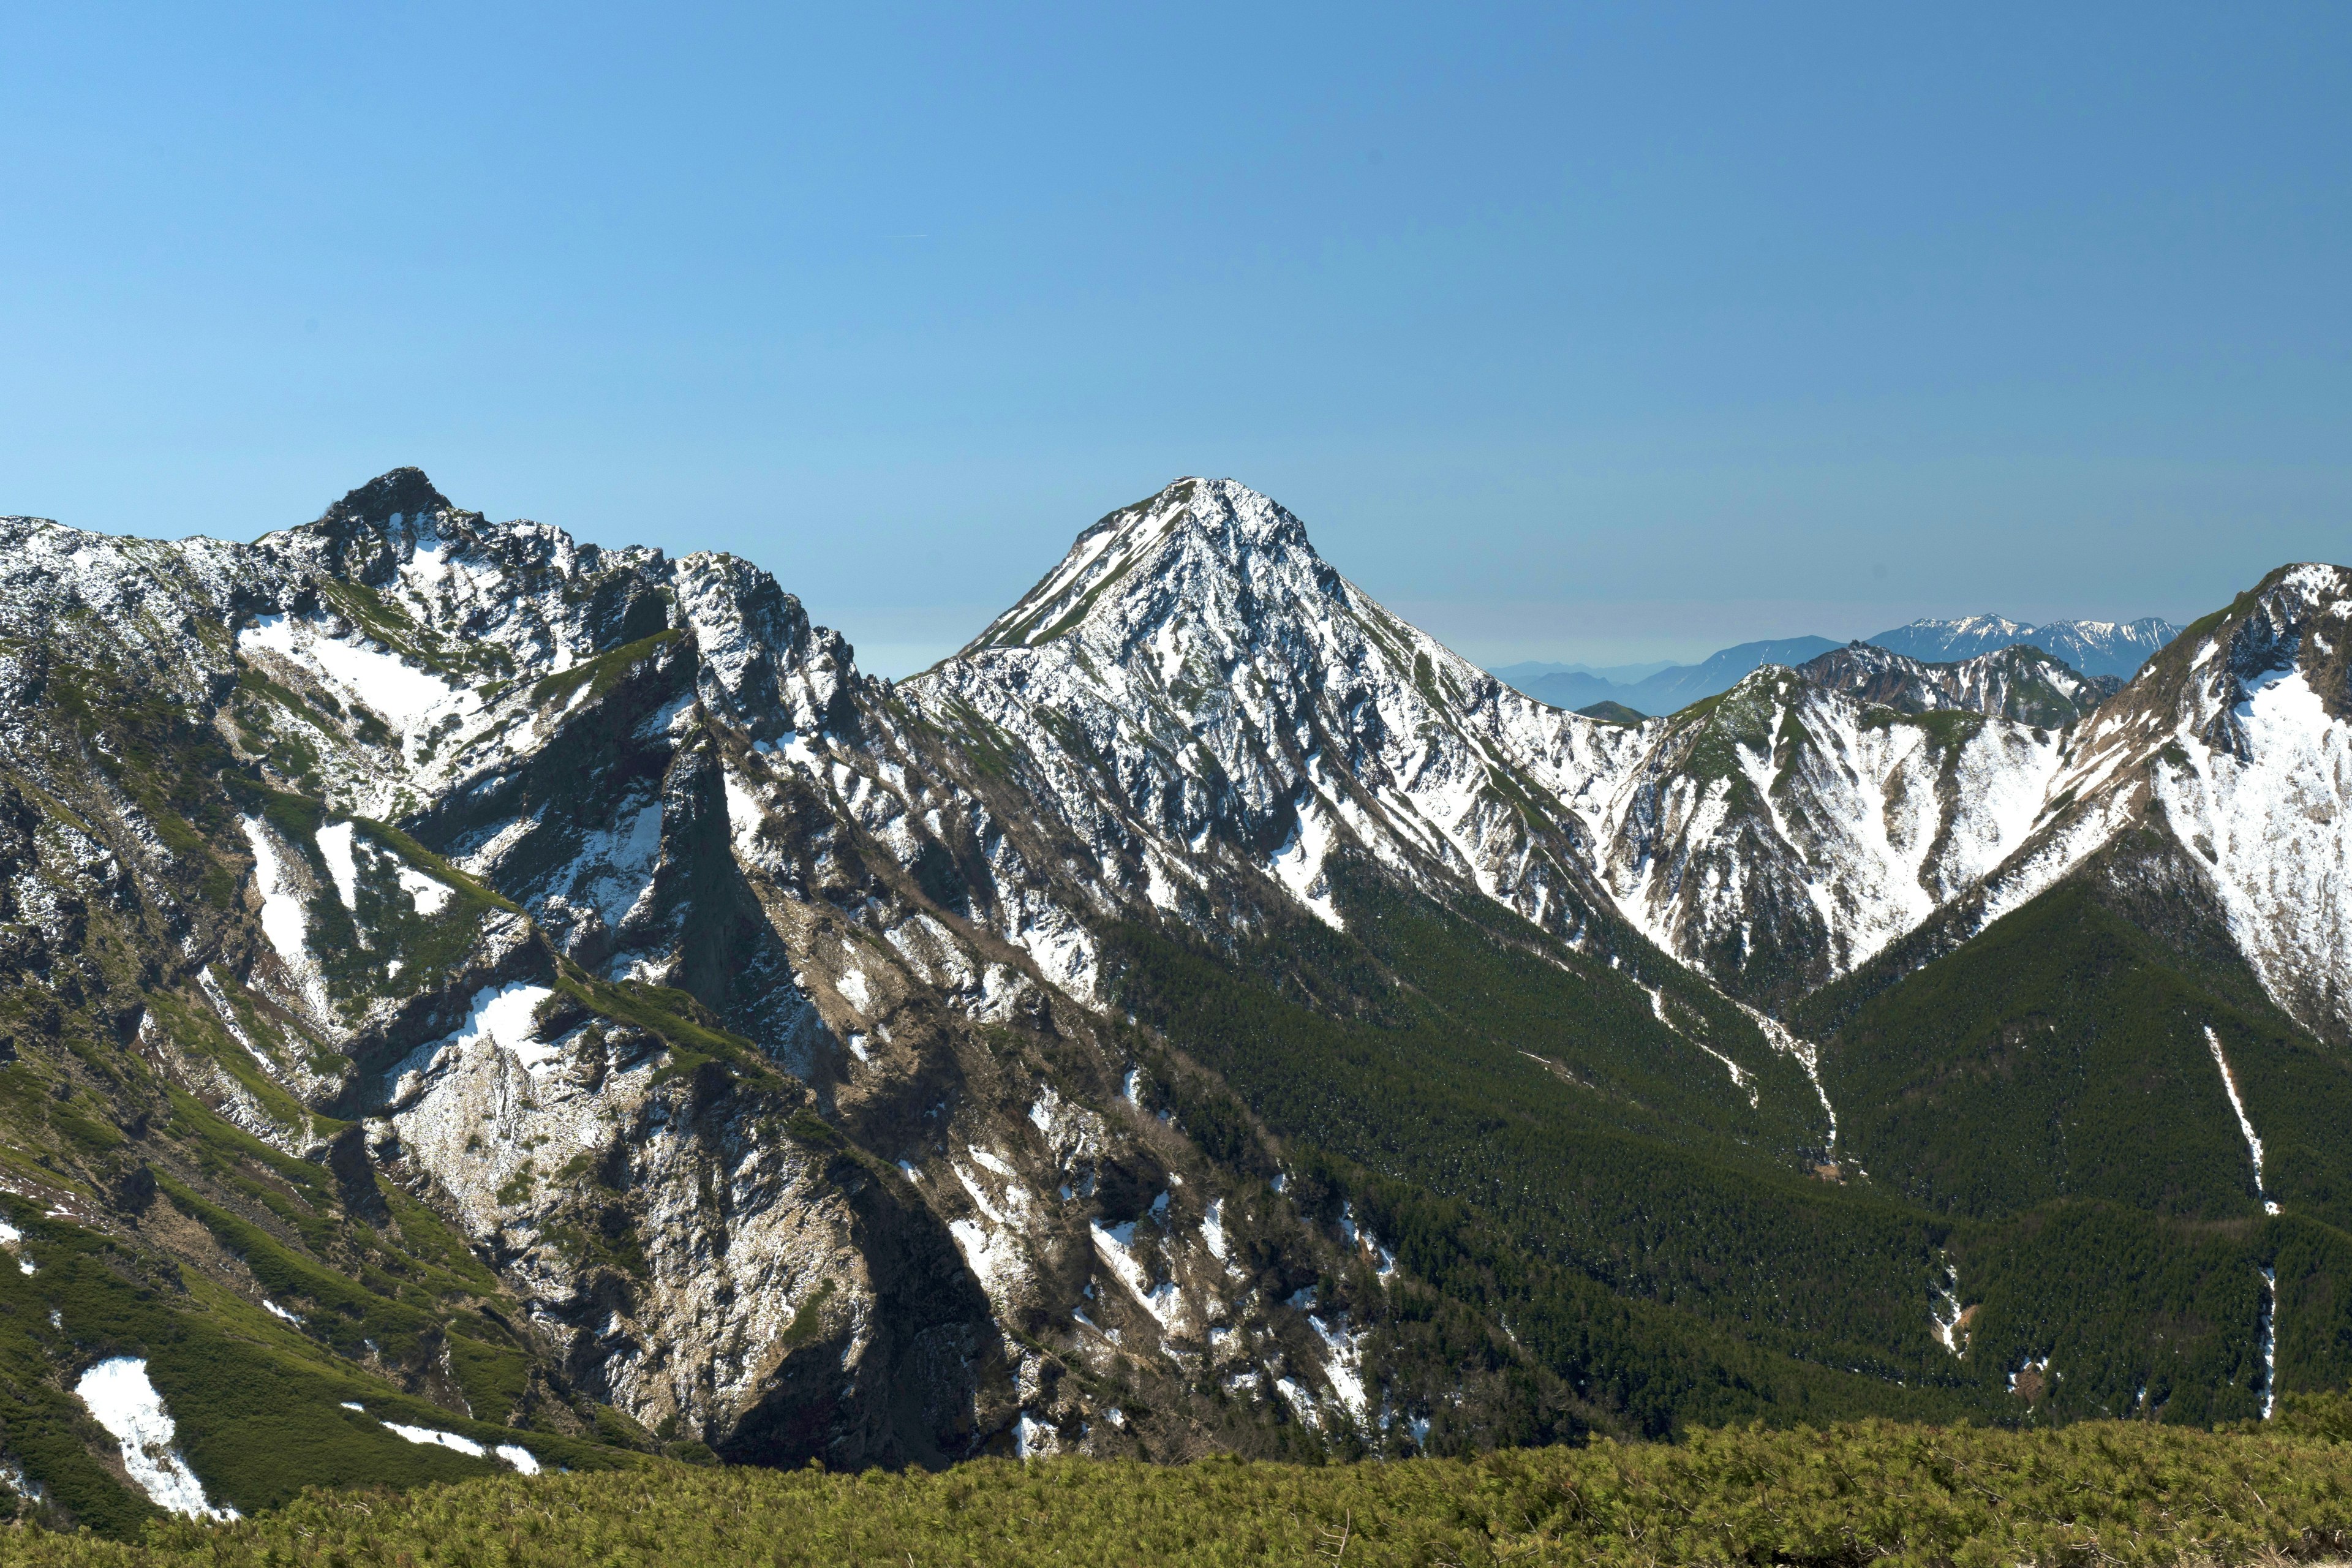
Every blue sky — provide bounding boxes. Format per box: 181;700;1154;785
3;4;2346;675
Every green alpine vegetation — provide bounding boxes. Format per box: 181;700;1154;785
10;1410;2352;1566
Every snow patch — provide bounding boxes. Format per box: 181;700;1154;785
1307;1313;1370;1420
2205;1027;2278;1213
836;966;872;1015
1014;1413;1057;1458
1267;797;1344;929
396;864;455;916
238;614;476;736
948;1218;1025;1304
74;1358;237;1520
1929;1256;1969;1356
1200;1197;1228;1261
446;982;558;1071
315;821;360;910
1091;1219;1182;1329
238;816;327;1014
383;1422;486;1457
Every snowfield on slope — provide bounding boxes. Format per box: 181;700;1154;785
75;1359;238;1521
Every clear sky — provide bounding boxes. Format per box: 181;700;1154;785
4;4;2346;676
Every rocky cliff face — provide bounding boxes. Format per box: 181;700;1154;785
0;471;1421;1517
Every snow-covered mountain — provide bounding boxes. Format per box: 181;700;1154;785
909;478;1643;951
0;466;2341;1521
1868;614;2180;679
0;470;1445;1494
1939;567;2352;1043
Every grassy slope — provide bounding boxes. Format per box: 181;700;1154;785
0;1163;631;1534
13;1411;2352;1566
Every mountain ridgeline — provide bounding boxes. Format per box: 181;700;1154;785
0;470;2345;1533
1502;614;2176;717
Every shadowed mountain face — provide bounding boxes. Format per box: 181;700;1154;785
0;470;2344;1531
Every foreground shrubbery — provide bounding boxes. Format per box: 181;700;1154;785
8;1413;2352;1567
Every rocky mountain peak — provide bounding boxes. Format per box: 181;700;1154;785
2223;564;2352;717
1938;560;2352;1040
671;550;861;736
962;477;1332;660
1090;477;1317;559
318;466;453;532
293;468;465;576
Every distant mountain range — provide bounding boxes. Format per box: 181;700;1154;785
1487;657;1678;686
1495;639;1841;715
1494;616;2182;717
1869;614;2179;677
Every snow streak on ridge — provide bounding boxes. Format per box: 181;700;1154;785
2205;1026;2278;1215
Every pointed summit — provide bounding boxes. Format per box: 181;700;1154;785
962;477;1328;657
913;477;1656;963
318;467;452;534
